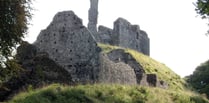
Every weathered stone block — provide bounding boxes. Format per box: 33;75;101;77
105;49;146;85
98;53;137;84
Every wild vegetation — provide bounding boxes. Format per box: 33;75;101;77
187;60;209;98
0;0;32;85
8;84;209;103
0;0;32;60
195;0;209;20
194;0;209;33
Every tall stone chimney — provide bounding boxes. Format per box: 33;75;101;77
88;0;99;33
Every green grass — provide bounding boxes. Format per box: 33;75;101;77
98;43;185;90
8;84;209;103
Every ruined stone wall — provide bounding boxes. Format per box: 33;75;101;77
98;25;113;44
87;0;150;55
98;53;137;84
96;18;150;56
113;18;141;52
106;49;145;84
112;18;150;55
34;11;101;83
3;0;171;90
98;49;167;88
140;30;150;55
26;9;168;88
88;0;99;33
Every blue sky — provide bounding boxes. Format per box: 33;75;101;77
26;0;209;77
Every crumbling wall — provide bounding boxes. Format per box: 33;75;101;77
139;30;150;56
98;53;137;84
33;10;164;88
113;18;140;51
88;0;99;33
113;18;150;55
98;25;113;44
87;0;150;56
99;49;167;88
34;11;101;83
96;18;150;56
106;49;145;84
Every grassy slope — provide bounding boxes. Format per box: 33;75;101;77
7;43;209;103
98;43;184;90
8;84;209;103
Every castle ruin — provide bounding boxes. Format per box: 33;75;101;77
31;0;163;87
88;0;150;55
0;1;166;100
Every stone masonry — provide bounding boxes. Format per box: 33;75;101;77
88;0;99;33
94;18;150;55
99;49;166;87
34;11;101;83
0;1;166;101
88;0;150;56
32;0;163;85
98;53;137;84
97;18;150;56
113;18;150;55
30;0;165;87
32;10;167;88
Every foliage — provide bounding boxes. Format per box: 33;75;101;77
0;0;32;85
8;84;209;103
195;0;209;19
187;60;209;98
0;59;23;83
0;0;32;60
98;43;185;91
194;0;209;34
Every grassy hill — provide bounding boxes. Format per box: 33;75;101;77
6;44;209;103
8;84;209;103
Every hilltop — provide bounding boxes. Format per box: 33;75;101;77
7;45;209;103
1;41;208;102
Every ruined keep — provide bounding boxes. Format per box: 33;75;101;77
20;0;164;87
32;0;157;85
88;0;150;56
98;18;150;55
0;1;166;101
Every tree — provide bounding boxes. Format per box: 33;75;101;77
195;0;209;19
0;0;32;84
187;60;209;98
0;0;32;61
194;0;209;34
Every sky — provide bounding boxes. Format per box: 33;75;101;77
26;0;209;77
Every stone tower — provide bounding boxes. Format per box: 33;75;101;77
88;0;99;33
